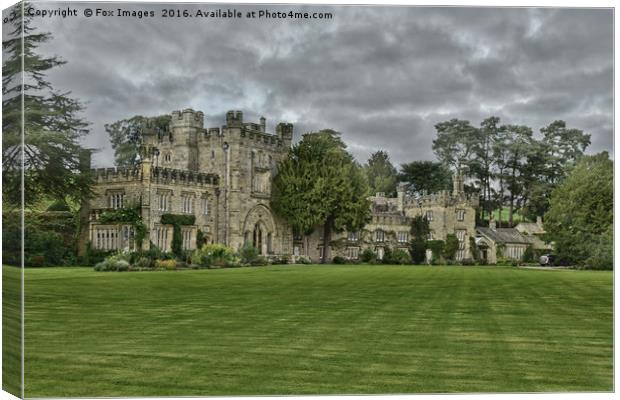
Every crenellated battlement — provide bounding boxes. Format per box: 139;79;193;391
93;167;143;182
171;108;204;129
151;167;218;186
403;190;479;208
276;122;294;140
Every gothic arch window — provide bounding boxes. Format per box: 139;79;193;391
163;152;172;163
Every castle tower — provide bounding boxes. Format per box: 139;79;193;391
169;109;204;171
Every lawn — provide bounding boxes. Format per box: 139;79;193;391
10;264;613;396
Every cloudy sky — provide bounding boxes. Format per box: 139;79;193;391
22;2;614;167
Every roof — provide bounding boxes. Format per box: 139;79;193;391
515;222;545;235
476;227;530;245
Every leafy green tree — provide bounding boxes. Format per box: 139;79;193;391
364;150;398;196
3;2;90;206
271;130;371;263
105;114;171;167
398;161;451;196
544;152;612;268
540;120;591;185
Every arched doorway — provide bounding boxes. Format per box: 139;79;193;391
242;204;277;256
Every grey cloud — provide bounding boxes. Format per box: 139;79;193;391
25;3;613;167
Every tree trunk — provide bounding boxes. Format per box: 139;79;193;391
321;218;332;264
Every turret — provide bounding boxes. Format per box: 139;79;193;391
276;122;293;146
260;116;266;132
226;110;243;126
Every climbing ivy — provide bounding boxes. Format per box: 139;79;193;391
160;214;196;257
99;207;147;248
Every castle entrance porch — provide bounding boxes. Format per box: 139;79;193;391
243;204;277;255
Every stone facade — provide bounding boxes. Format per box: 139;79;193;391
298;172;479;262
81;108;478;263
83;108;293;256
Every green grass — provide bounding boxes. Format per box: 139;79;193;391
2;265;22;397
13;264;612;396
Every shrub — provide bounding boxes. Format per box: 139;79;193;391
239;244;261;265
269;255;289;265
387;249;411;265
192;244;239;268
132;257;152;270
332;255;347;264
94;251;132;272
522;245;535;263
360;248;376;263
427;240;445;263
460;258;475;266
155;259;177;270
296;255;312;264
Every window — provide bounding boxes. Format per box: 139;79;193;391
155;226;169;250
157;192;171;212
164;153;171;162
182;229;193;250
456;229;467;260
427;231;434;241
425;210;433;221
202;197;209;215
456;209;465;221
319;246;324;259
346;247;360;259
211;150;215;159
397;231;408;243
375;230;385;242
348;231;359;241
109;193;124;209
181;194;194;214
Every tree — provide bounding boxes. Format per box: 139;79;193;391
444;234;459;261
364;150;398;196
3;2;90;206
544;152;612;269
501;124;534;225
472;116;501;220
271;130;371;263
105;114;171;167
432;119;481;171
409;215;430;264
540;120;591;185
398;161;451;196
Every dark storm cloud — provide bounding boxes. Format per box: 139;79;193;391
30;3;612;167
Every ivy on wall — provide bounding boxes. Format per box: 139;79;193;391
99;207;147;248
160;214;196;257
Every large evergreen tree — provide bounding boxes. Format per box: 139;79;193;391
2;2;90;207
398;161;451;196
271;130;371;263
364;150;398;196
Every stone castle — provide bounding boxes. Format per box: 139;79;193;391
81;109;478;262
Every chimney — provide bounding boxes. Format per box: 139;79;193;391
260;116;266;132
489;218;496;231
